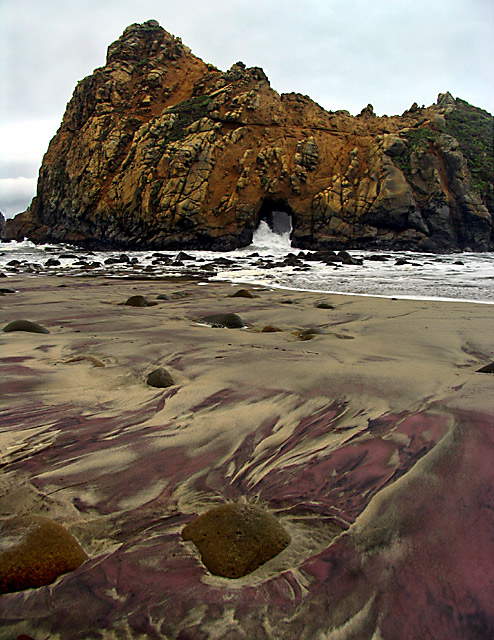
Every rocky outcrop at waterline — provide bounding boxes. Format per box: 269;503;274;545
4;20;493;252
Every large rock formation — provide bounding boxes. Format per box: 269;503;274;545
5;20;493;251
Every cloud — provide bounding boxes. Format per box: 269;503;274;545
2;0;493;120
0;119;60;168
0;177;36;217
0;118;59;216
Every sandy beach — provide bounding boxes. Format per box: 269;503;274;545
1;274;493;639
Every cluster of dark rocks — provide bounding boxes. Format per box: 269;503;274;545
2;242;466;282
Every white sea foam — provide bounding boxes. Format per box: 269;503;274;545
1;228;493;303
248;220;292;253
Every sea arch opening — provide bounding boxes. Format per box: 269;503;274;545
256;197;293;242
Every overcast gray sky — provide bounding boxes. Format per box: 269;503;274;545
1;0;493;218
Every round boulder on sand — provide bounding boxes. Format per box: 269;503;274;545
182;503;291;578
2;320;50;334
147;367;174;388
200;313;245;328
124;295;157;307
229;289;258;299
262;325;282;333
0;516;87;594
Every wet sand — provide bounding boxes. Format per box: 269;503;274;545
1;275;493;639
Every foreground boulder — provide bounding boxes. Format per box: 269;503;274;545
3;22;492;252
0;516;86;594
182;503;291;578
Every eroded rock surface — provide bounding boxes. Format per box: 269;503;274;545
3;23;492;252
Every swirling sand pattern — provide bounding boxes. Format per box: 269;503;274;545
1;275;493;639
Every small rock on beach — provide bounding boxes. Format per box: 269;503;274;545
2;319;50;334
295;327;324;340
147;367;174;388
229;289;258;298
199;313;245;328
124;295;157;307
262;325;283;333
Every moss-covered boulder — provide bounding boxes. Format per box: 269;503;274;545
0;516;87;594
182;503;290;578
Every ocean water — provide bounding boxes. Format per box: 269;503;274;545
1;222;493;304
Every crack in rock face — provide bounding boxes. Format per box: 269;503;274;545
182;503;291;578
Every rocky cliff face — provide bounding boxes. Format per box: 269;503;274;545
5;20;493;251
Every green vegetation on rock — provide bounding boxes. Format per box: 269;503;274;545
393;127;440;180
165;95;212;142
443;99;494;211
